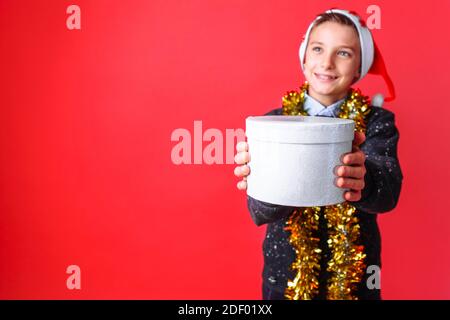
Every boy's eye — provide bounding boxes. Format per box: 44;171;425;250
338;50;351;57
311;46;322;53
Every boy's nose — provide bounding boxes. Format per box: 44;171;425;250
320;53;335;69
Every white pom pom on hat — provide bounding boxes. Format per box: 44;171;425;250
298;9;395;107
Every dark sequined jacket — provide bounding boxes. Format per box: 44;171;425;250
247;106;403;299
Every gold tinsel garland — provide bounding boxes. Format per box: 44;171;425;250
324;203;366;299
284;207;322;300
282;82;371;300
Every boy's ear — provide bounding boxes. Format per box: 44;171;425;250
352;72;361;84
354;67;361;82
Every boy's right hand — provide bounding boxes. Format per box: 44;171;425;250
234;141;251;190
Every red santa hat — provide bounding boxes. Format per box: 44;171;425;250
298;9;395;107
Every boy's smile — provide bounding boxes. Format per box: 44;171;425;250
303;21;361;106
314;72;339;81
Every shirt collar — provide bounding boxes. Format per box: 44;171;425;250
303;92;347;118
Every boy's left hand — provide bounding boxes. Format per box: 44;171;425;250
335;132;367;202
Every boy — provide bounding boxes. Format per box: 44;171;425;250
234;9;402;300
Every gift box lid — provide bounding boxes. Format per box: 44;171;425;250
246;116;355;144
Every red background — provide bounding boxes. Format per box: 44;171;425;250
1;0;450;299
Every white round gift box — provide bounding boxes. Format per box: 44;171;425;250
245;115;355;207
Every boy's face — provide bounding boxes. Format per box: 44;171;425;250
303;21;361;106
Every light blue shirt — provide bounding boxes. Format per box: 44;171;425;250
303;92;347;118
